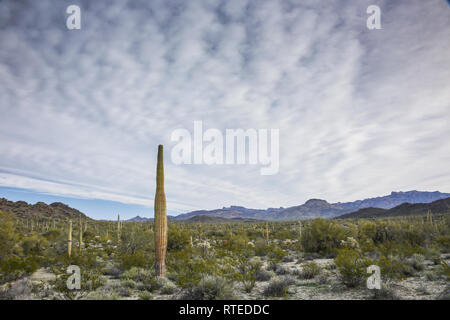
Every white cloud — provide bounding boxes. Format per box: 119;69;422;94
0;0;449;216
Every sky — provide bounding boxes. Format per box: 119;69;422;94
0;0;449;220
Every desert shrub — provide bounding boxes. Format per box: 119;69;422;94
119;230;153;255
118;251;154;270
266;245;286;269
167;225;190;251
437;236;450;252
42;229;62;241
255;269;273;282
407;253;425;271
233;255;262;293
298;261;321;279
425;247;441;264
334;248;369;287
274;265;290;275
0;211;18;260
274;230;296;240
371;283;399;300
424;270;440;281
0;279;33;300
359;221;377;241
316;273;329;284
168;251;219;288
120;267;153;283
263;276;295;297
374;256;410;280
282;256;294;263
0;255;39;284
103;265;123;278
159;278;178;294
120;279;137;288
254;238;268;256
441;261;450;281
180;275;235;300
117;286;131;297
21;235;49;255
301;218;351;254
138;290;153;300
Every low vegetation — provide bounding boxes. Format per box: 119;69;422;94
0;209;449;300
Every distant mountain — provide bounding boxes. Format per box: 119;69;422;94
173;205;284;221
174;191;450;221
2;190;449;222
125;216;153;222
0;198;90;220
336;197;450;219
125;215;180;222
184;215;260;223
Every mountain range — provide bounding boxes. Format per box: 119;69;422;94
171;190;450;221
336;197;450;219
2;190;449;222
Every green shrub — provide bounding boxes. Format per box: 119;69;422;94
138;290;153;300
233;255;261;293
441;261;450;281
334;248;369;287
263;276;295;297
255;269;273;282
301;218;351;254
118;251;154;270
407;253;425;271
375;256;410;280
298;261;321;279
180;275;235;300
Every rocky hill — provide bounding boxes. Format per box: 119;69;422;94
0;198;90;220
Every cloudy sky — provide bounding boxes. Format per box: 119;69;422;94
0;0;449;219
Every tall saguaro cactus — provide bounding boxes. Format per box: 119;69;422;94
154;144;167;277
68;220;72;257
79;217;83;252
117;214;121;243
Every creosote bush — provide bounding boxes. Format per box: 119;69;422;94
334;248;369;288
180;275;235;300
263;276;295;297
298;261;321;279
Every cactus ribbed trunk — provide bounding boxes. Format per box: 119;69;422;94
117;214;121;244
68;220;72;257
154;145;167;277
79;218;83;252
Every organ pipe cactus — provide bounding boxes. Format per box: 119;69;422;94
68;220;72;257
154;144;167;277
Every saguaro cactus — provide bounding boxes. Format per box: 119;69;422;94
68;220;72;257
265;222;269;243
79;217;83;252
154;144;167;277
117;214;121;243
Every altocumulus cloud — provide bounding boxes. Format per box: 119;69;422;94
0;0;449;215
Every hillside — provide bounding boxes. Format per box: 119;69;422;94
0;198;90;220
336;197;450;219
